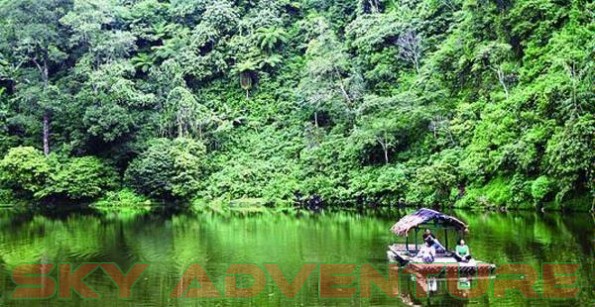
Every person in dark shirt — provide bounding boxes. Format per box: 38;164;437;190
422;229;446;252
422;229;434;242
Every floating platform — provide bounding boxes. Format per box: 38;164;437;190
387;209;497;277
387;243;496;276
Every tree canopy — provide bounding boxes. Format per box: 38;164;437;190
0;0;592;211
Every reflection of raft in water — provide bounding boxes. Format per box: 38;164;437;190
387;208;496;276
397;271;497;304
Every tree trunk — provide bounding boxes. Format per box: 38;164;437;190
36;59;51;156
43;113;50;156
383;132;389;164
413;55;420;74
384;147;389;164
368;0;380;13
378;137;389;164
493;66;509;100
333;67;353;106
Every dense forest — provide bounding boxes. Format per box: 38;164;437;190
0;0;592;211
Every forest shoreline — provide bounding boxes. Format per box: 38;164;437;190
1;1;592;214
1;192;591;213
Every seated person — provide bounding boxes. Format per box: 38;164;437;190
416;241;436;263
422;229;446;253
454;239;472;262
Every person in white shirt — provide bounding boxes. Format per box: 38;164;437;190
416;241;436;263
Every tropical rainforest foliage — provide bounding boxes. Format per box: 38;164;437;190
0;0;592;210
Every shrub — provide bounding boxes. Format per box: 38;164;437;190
531;176;552;204
92;189;151;212
125;138;206;200
0;188;14;204
348;165;408;205
0;147;50;197
0;147;119;201
38;156;118;200
456;177;515;209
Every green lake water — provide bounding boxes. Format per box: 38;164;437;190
0;208;592;306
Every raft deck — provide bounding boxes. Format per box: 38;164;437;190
387;243;496;275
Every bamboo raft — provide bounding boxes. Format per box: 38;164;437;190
388;243;496;275
387;209;497;276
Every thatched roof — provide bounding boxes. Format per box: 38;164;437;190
390;208;468;236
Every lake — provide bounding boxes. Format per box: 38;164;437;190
0;208;592;306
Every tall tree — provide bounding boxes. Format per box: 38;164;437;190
60;0;136;67
163;87;214;140
397;29;423;74
298;18;365;128
0;0;72;155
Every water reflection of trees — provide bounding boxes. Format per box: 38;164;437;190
0;209;591;306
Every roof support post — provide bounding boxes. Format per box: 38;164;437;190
414;227;418;251
444;228;449;251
